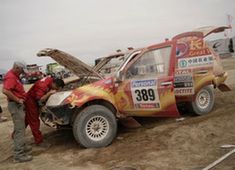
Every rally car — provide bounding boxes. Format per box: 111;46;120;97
37;26;231;148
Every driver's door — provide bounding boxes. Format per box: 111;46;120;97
114;42;180;117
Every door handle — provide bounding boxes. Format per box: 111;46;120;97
161;81;172;86
195;70;208;74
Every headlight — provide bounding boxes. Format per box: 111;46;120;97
46;91;72;107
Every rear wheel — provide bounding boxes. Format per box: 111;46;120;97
190;85;215;115
73;105;117;148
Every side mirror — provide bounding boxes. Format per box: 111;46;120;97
115;71;124;83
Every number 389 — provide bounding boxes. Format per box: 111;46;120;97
135;89;155;101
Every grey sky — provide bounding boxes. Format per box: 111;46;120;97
1;0;235;71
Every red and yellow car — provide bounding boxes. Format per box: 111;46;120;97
37;26;230;148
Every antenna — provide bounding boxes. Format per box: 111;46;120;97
227;14;233;28
224;14;233;37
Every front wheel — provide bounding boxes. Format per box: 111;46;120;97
73;105;117;148
190;85;215;115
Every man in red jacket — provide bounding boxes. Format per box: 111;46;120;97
25;77;64;146
2;61;33;163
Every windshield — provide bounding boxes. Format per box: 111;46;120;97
97;53;130;77
27;67;40;73
97;49;143;77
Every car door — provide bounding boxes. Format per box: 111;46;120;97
114;42;180;117
173;27;230;95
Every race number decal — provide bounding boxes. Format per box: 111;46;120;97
131;79;160;109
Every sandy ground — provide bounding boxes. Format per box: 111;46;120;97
0;57;235;170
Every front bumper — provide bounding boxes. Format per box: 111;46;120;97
40;104;73;128
213;72;231;92
213;72;228;87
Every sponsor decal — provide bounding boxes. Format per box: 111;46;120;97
131;79;156;87
176;42;189;58
174;70;194;96
176;36;211;57
188;39;211;57
131;79;160;109
178;55;213;68
135;103;160;109
178;60;188;68
174;88;194;95
175;69;191;75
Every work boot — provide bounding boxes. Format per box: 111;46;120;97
14;154;33;163
24;145;32;152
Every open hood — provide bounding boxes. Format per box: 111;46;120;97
37;48;103;79
192;26;230;37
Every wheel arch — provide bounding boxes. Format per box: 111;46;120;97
70;99;118;126
190;84;215;115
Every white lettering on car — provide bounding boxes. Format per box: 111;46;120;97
174;69;195;96
178;55;214;68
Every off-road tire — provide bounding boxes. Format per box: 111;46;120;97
73;105;117;148
190;85;215;115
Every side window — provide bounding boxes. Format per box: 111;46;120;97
126;46;172;79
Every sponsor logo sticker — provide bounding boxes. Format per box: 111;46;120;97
178;55;213;68
174;69;194;96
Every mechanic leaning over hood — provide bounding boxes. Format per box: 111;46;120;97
2;61;33;163
25;76;64;147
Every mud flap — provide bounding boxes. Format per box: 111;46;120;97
119;117;142;128
218;83;231;92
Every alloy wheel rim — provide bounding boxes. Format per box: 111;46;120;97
85;115;109;141
196;89;210;109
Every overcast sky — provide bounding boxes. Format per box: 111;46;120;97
1;0;235;71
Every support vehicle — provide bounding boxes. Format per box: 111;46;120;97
24;64;44;83
37;26;231;148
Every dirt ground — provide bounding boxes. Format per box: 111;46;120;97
0;56;235;170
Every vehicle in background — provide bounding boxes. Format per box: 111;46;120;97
207;36;235;58
0;69;6;83
24;64;44;84
46;62;71;79
37;26;231;149
0;74;4;82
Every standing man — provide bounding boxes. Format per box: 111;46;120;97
2;61;32;163
25;77;64;146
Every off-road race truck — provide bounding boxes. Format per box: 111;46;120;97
37;26;231;148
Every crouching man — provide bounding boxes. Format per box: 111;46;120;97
25;77;64;147
2;61;32;163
